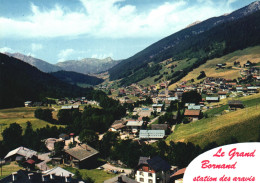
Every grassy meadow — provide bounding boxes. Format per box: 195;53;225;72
0;107;64;140
166;93;260;147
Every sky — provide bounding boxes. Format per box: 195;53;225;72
0;0;257;64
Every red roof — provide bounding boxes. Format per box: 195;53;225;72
184;110;201;116
70;133;74;136
171;168;186;177
25;159;35;165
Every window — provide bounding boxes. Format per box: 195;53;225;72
148;173;153;177
140;178;144;182
139;171;144;176
148;179;153;183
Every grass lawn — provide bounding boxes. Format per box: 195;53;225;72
0;107;64;140
167;93;260;148
63;166;116;183
0;162;23;179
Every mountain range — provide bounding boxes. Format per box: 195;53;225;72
108;1;260;86
5;52;121;74
56;57;121;74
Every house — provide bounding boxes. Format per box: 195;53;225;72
24;101;32;107
152;104;164;113
0;170;83;183
187;105;201;110
64;143;99;169
218;91;227;99
247;86;259;93
43;166;75;177
135;156;171;183
4;147;38;163
126;121;144;133
170;168;186;183
104;175;138;183
206;97;219;103
228;100;244;110
139;130;165;140
151;124;168;131
184;110;201;121
109;120;126;132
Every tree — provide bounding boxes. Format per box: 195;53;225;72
2;123;22;150
23;122;36;149
54;141;65;156
79;129;98;148
181;90;202;105
197;71;206;80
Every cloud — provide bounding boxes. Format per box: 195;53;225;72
0;47;14;53
58;48;75;62
31;43;43;51
0;0;235;39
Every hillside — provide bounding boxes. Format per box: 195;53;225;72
5;52;62;73
109;1;260;86
50;71;104;87
168;46;260;89
56;57;121;74
0;53;92;109
166;93;260;147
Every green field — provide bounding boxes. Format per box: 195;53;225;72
166;93;260;147
64;166;116;183
0;107;64;140
0;162;23;180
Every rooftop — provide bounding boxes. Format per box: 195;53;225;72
65;144;99;161
184;110;201;116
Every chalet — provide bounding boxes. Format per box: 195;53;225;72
216;63;226;69
109;120;126;132
0;170;82;183
43;167;75;177
135;156;171;183
247;86;259;93
24;101;32;107
151;124;168;131
139;130;165;140
228;100;244;110
126;121;144;133
170;168;186;183
184;110;201;121
206;97;219;103
236;86;243;92
218;91;227;99
187;105;201;110
4;147;38;163
152;104;164;113
64;144;99;169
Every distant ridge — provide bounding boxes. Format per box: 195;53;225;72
56;57;121;74
5;52;62;73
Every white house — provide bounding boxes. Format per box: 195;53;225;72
135;156;171;183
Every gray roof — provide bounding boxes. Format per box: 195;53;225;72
188;105;201;110
139;130;165;139
43;167;74;177
4;147;37;160
137;156;171;172
65;144;99;161
206;97;219;101
151;124;168;130
152;104;164;107
126;121;143;127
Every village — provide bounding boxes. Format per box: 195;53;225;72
0;61;259;183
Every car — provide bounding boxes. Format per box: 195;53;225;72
97;166;104;170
